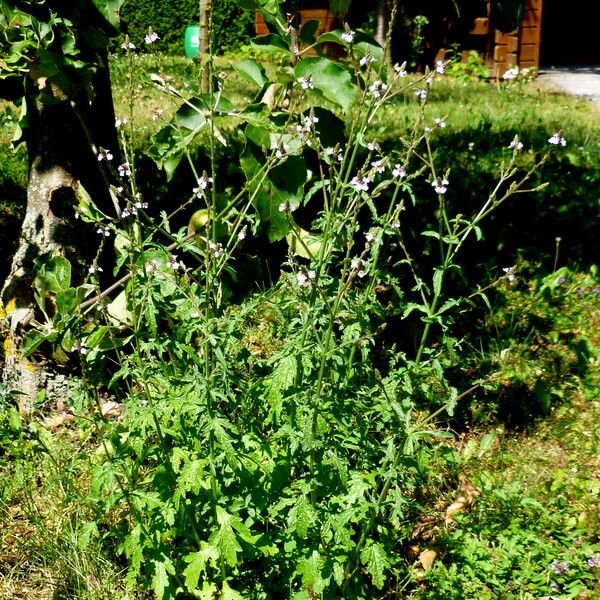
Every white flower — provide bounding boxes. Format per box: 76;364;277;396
121;41;136;51
367;141;379;152
434;117;446;128
297;76;314;90
503;67;519;80
365;229;378;243
394;64;407;78
72;344;87;355
208;241;223;258
432;177;449;195
425;75;434;85
360;54;375;67
151;107;164;121
325;147;343;162
371;159;385;174
97;147;113;162
96;226;111;237
435;60;445;75
350;176;370;193
392;164;406;179
341;30;355;43
144;29;160;45
193;175;213;198
390;221;400;229
351;258;366;278
369;80;388;98
414;89;427;101
88;264;103;274
146;259;159;274
134;200;148;210
296;269;315;288
237;227;247;241
548;133;566;146
503;266;516;281
115;117;129;128
121;208;132;218
278;202;288;213
118;162;131;177
167;255;181;270
509;137;523;151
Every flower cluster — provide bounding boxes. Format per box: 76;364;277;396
297;75;314;90
296;268;316;288
548;133;567;147
509;136;524;151
144;29;160;45
351;257;366;278
432;177;449;195
369;80;388;99
350;176;371;193
549;559;570;575
341;30;355;44
193;175;213;198
97;147;113;162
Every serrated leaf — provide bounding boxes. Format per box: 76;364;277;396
151;558;172;600
183;543;219;592
220;581;244;600
210;507;242;567
402;302;429;319
360;542;389;590
287;495;315;539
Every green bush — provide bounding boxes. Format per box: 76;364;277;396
118;0;254;55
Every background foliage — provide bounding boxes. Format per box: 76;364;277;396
118;0;255;54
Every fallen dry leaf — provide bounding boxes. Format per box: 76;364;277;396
445;475;481;524
418;548;438;570
101;400;125;419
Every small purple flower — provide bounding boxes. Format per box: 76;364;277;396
550;559;570;575
557;276;566;284
592;286;600;294
587;553;600;568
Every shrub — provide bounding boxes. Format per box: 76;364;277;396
118;0;254;55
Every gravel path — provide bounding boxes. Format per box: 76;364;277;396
537;66;600;104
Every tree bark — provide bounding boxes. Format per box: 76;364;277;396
199;0;212;93
1;51;119;415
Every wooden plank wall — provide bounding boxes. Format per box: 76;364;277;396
489;0;543;77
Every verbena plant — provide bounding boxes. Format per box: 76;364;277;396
18;2;566;597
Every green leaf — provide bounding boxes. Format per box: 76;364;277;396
432;268;444;297
210;507;242;567
183;543;219;592
288;495;315;538
295;58;357;111
299;20;319;45
91;0;125;30
151;558;173;600
360;542;389;589
251;34;290;54
34;254;71;294
233;59;268;89
402;302;429;319
220;581;244;600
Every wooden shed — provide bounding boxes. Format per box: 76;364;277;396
462;0;543;78
255;0;599;74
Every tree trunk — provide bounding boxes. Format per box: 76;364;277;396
375;0;388;47
1;52;118;415
199;0;212;93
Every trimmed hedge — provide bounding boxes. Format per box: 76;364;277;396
118;0;254;55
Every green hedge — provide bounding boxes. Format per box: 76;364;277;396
118;0;254;55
